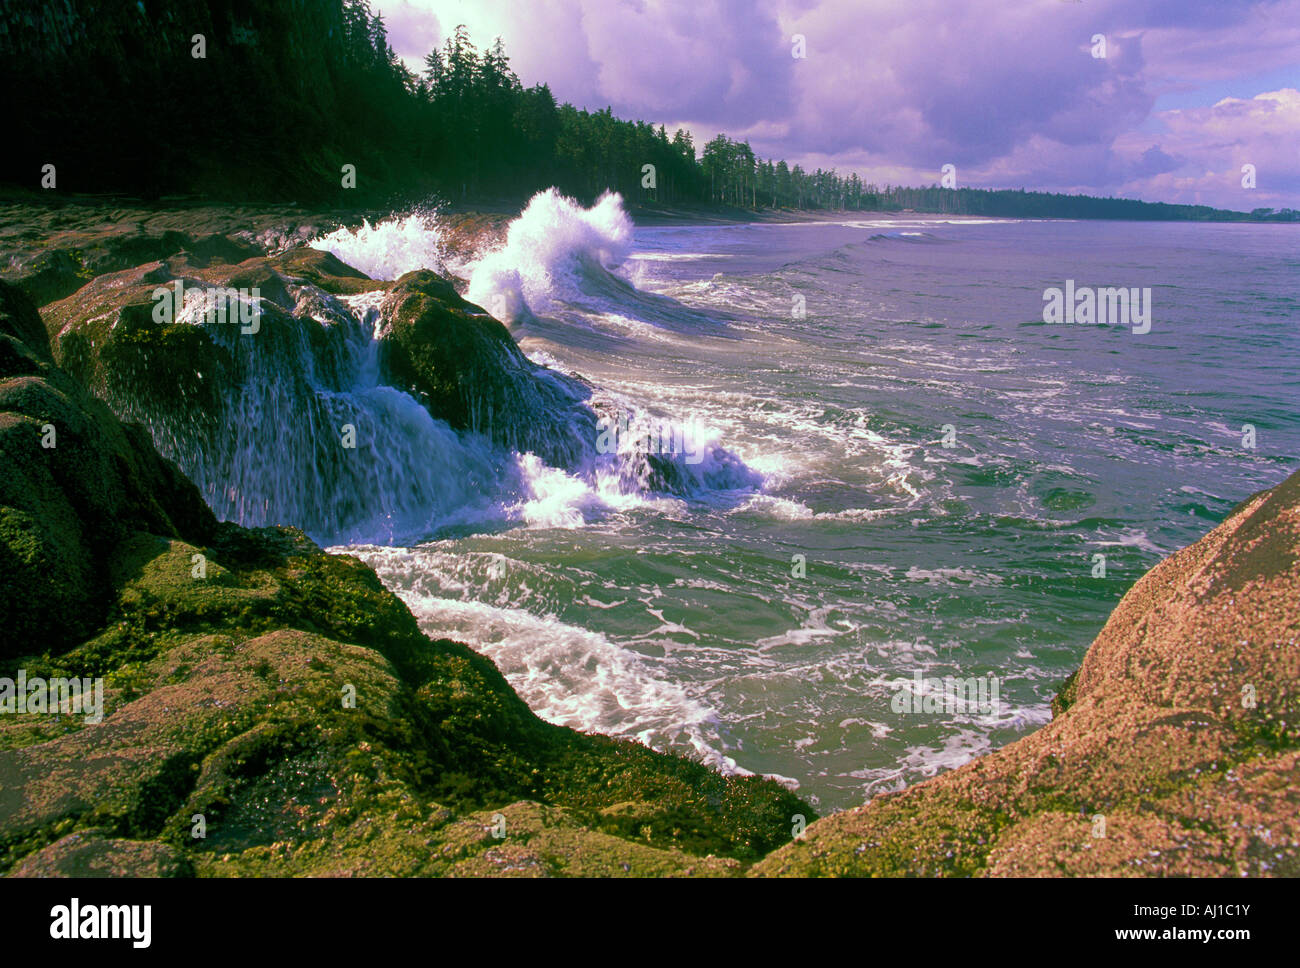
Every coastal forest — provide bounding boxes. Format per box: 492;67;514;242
2;0;1293;221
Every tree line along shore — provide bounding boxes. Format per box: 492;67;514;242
2;1;1294;222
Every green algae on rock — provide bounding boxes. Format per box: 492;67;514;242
378;269;598;468
32;244;607;537
0;279;810;876
0;281;217;655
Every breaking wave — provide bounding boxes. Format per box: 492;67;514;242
308;211;447;281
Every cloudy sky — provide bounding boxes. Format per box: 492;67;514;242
379;0;1300;210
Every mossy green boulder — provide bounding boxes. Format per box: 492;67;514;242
0;280;216;654
379;269;598;468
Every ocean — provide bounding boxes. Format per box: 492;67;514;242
306;192;1299;812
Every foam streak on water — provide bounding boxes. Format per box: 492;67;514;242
345;543;745;777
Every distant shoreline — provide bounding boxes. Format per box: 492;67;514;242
3;189;1295;304
4;184;1296;232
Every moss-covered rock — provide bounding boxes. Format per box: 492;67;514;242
33;245;607;538
38;248;377;413
379;269;598;468
9;832;194;878
0;222;263;308
0;280;217;655
0;524;808;875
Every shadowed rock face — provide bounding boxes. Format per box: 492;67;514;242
0;280;217;655
0;280;809;876
752;471;1300;878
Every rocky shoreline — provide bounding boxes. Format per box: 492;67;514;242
0;221;807;876
1;204;1295;877
0;191;917;306
757;469;1299;876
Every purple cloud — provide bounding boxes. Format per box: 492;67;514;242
389;0;1300;207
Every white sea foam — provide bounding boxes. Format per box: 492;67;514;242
309;212;447;281
467;188;633;321
344;544;744;775
628;252;729;262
